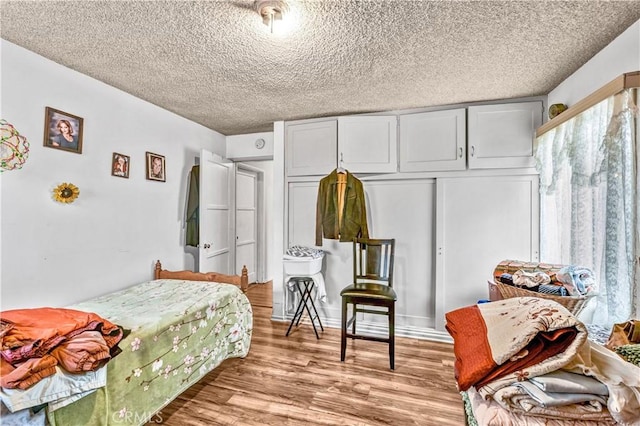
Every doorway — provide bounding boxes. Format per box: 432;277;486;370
235;164;265;283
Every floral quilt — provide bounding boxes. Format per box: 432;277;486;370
47;279;253;426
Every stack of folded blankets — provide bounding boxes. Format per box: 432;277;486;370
1;308;124;423
446;297;640;426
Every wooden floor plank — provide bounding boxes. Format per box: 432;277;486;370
158;283;465;425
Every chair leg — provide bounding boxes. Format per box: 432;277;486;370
389;303;395;370
285;281;306;337
351;303;357;338
341;297;347;362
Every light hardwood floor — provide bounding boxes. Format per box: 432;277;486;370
158;283;466;425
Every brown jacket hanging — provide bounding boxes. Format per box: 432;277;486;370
315;169;369;246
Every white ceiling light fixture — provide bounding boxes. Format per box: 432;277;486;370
254;0;289;33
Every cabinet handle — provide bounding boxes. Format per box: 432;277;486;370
459;147;463;158
470;146;475;157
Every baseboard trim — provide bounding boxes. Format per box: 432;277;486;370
271;314;453;343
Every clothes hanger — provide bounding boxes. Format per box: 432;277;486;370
337;153;346;174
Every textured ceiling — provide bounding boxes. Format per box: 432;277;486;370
2;1;640;135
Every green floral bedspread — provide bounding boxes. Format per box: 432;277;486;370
47;279;253;426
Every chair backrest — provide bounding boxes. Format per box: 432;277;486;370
353;238;395;287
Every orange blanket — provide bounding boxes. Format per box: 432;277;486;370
0;307;123;389
0;354;58;390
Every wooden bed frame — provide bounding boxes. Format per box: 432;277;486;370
154;260;249;292
45;260;253;426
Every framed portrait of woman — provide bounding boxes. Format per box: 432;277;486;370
146;152;166;182
111;152;130;178
43;107;84;154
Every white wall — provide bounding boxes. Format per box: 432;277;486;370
272;121;285;318
1;40;226;310
548;19;640;107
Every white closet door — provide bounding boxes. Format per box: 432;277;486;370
359;179;436;329
287;181;320;249
286;178;436;329
434;175;539;330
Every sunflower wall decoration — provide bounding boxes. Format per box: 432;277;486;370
53;182;80;203
0;119;30;172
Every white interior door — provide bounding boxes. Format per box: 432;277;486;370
199;149;234;274
235;167;258;283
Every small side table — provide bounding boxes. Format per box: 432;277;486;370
285;276;324;339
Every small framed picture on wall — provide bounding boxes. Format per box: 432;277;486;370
43;107;84;154
111;152;130;178
146;152;165;182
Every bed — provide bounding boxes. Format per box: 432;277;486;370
1;261;253;426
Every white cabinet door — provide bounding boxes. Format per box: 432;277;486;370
399;108;466;172
338;116;397;173
434;175;540;331
286;120;337;176
468;101;543;169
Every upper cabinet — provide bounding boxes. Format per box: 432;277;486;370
285;100;543;176
338;116;398;173
467;101;543;169
286;116;397;176
286;120;337;176
399;108;466;172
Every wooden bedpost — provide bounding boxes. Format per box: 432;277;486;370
241;265;249;292
154;260;162;280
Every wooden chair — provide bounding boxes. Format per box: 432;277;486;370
340;238;396;370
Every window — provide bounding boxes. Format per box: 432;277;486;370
535;89;638;326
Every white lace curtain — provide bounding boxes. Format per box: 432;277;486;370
535;89;638;327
